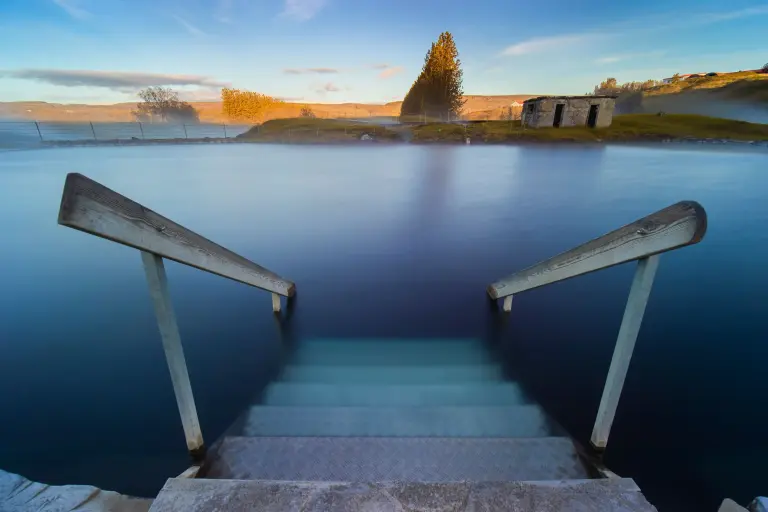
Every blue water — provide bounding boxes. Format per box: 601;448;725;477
0;144;766;510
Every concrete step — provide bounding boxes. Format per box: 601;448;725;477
203;436;590;482
291;338;492;365
150;478;658;512
279;364;504;384
262;382;529;406
240;405;555;437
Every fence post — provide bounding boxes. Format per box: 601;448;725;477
34;121;43;141
90;122;97;141
591;255;660;450
223;124;227;138
138;122;144;139
183;124;188;139
140;251;205;458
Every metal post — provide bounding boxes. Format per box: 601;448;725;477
90;121;97;140
183;124;188;139
140;251;205;458
223;124;227;138
34;121;43;141
272;293;281;313
502;295;513;313
591;255;660;450
138;122;144;139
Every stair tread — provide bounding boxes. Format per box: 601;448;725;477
240;405;557;437
280;364;504;384
150;478;657;512
292;338;491;365
262;382;529;406
204;436;590;482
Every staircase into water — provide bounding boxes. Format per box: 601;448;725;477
147;337;655;510
204;338;584;481
55;174;708;510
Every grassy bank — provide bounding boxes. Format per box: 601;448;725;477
411;115;768;143
237;118;400;143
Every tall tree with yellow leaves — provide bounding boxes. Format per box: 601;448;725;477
400;32;465;120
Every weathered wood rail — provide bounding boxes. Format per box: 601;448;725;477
487;200;707;450
57;173;296;457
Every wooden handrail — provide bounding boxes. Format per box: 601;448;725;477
58;173;295;297
487;201;707;300
486;200;707;451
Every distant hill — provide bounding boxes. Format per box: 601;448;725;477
641;72;768;124
0;95;536;123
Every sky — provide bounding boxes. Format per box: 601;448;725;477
0;0;766;105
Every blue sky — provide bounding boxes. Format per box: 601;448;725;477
0;0;766;104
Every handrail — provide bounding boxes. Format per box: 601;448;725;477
58;173;295;297
487;201;707;300
57;173;297;459
487;201;707;451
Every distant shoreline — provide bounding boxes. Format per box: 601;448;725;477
36;136;768;150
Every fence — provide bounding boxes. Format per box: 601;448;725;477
0;121;252;147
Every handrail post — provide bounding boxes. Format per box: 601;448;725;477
141;251;205;458
503;295;513;313
591;254;660;450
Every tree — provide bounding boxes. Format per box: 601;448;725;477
300;106;316;118
400;32;465;120
593;77;661;96
502;105;520;121
132;87;199;123
760;63;768;73
221;88;284;122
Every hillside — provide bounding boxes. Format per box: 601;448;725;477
640;72;768;124
0;95;534;123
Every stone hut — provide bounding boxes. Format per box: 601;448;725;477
521;96;616;128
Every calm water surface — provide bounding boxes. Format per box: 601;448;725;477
1;144;766;511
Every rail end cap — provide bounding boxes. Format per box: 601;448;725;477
679;200;707;245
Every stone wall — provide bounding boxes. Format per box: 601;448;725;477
524;97;615;128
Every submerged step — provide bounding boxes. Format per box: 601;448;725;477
262;382;529;406
150;478;657;512
203;436;590;482
240;405;555;437
292;338;492;365
279;364;504;384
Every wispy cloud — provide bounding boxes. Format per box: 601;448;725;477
314;82;340;93
501;33;606;57
690;5;768;24
378;66;404;79
284;67;339;75
501;6;768;58
1;69;228;91
51;0;91;20
172;15;206;37
282;0;327;21
370;64;391;70
595;51;666;65
216;0;234;23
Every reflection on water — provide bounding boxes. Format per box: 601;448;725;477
0;143;767;511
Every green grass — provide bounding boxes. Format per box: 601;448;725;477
237;118;401;142
411;115;768;143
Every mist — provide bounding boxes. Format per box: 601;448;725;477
643;95;768;125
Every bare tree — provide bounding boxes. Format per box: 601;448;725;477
761;63;768;73
300;106;316;118
132;87;200;123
